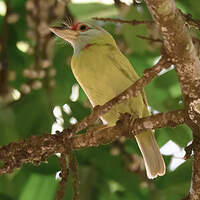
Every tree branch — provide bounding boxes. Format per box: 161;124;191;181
93;17;153;26
144;0;200;122
180;10;200;31
0;109;184;176
72;110;185;149
144;0;200;199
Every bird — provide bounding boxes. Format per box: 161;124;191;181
50;22;165;179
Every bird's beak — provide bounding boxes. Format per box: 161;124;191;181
49;26;78;43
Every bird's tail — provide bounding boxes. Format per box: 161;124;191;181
135;130;165;179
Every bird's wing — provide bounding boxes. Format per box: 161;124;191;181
108;49;139;83
108;48;149;112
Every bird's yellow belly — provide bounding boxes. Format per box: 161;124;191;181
71;46;144;125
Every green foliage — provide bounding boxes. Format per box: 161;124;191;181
19;173;57;200
69;3;117;20
121;5;151;54
0;0;198;199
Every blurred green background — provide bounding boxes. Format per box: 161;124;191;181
0;0;199;199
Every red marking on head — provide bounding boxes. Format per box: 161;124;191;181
72;22;80;31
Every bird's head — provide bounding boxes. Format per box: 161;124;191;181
49;22;116;54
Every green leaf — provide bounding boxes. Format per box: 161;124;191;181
121;5;152;55
124;139;141;155
19;174;57;200
146;78;183;112
79;166;99;200
12;90;53;138
23;155;60;175
156;160;192;200
68;101;90;121
0;169;30;199
69;3;118;20
157;125;192;148
0;108;19;145
176;0;200;18
0;194;14;200
52;44;76;105
78;146;145;198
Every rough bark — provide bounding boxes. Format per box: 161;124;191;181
144;0;200;199
0;110;184;175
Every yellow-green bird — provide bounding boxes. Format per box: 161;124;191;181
50;22;165;179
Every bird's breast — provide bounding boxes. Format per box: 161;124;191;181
71;45;133;106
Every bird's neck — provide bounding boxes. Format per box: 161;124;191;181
73;42;95;55
73;34;117;55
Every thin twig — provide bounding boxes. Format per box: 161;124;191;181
114;0;128;8
69;153;80;200
184;142;193;160
180;10;200;30
57;152;69;200
136;35;162;43
93;17;153;26
56;131;73;200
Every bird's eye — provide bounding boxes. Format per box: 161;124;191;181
79;24;89;32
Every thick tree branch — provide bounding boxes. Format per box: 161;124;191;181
144;0;200;199
144;0;200;125
0;109;184;175
145;0;200;82
73;110;184;149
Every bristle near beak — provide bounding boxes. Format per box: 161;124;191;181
49;26;78;43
